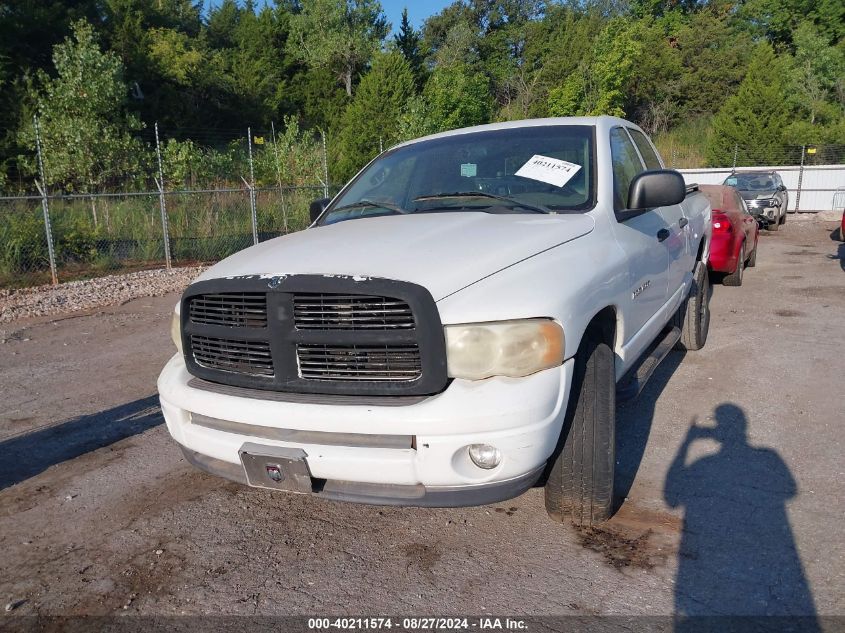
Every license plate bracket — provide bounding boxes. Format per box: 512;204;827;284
239;443;313;493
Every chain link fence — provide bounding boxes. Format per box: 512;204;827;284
0;186;331;288
665;143;845;215
1;119;334;289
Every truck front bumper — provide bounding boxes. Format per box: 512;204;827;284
157;355;574;507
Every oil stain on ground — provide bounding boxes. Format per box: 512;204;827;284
401;542;441;574
577;526;657;570
575;504;680;571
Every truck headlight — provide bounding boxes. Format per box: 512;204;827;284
444;319;564;380
170;304;182;353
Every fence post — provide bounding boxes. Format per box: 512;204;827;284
795;145;806;213
154;123;172;269
33;116;58;286
321;130;329;199
732;144;738;171
247;127;258;245
270;121;289;234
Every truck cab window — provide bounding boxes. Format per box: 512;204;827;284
610;128;645;211
628;129;663;170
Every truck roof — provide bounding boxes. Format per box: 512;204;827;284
392;116;636;151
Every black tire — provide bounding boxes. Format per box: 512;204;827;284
544;327;615;527
722;242;745;286
747;240;757;267
779;207;786;225
674;261;710;351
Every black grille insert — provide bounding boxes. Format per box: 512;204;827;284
293;293;414;330
181;276;448;396
189;292;267;328
191;335;274;376
297;344;422;381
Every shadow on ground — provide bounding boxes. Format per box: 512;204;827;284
615;349;684;503
0;396;162;489
666;403;819;629
613;347;818;623
828;228;844;271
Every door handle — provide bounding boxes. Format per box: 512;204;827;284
657;228;670;242
679;217;689;228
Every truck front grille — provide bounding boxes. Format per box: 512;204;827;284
181;276;447;396
297;344;422;381
189;292;267;328
191;335;274;376
293;293;414;330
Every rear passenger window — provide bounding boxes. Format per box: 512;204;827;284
628;129;663;170
610;128;645;211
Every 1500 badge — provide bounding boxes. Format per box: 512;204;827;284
632;279;651;299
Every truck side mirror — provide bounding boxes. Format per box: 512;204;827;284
309;198;330;223
627;169;686;211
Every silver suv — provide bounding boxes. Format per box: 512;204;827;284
724;171;789;231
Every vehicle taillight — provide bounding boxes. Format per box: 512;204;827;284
712;211;732;233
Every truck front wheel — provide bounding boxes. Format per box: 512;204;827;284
544;326;615;527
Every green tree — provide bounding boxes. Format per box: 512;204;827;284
790;21;844;125
548;18;642;118
672;9;753;121
288;0;389;97
334;52;415;180
206;0;241;49
19;20;144;192
706;43;792;166
394;7;426;89
400;64;491;137
736;0;842;48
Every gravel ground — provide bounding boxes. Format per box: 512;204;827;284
0;267;205;324
0;215;842;620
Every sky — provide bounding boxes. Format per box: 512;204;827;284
202;1;456;32
379;0;454;31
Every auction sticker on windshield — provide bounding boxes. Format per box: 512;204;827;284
515;154;581;188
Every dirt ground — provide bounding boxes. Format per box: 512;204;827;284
1;215;843;619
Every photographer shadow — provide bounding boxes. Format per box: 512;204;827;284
665;404;818;627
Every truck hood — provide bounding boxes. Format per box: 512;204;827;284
196;212;594;301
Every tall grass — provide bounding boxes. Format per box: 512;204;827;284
653;117;713;169
0;186;324;288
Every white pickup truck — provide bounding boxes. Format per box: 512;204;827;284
158;116;711;527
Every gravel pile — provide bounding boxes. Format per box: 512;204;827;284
0;266;206;323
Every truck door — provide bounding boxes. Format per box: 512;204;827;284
609;127;669;342
627;128;689;300
656;204;688;297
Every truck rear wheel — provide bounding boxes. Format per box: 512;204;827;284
544;327;615;527
674;261;710;351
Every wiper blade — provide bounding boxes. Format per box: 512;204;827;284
330;199;411;215
414;191;551;214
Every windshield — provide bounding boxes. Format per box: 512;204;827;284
724;173;776;191
320;125;595;225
